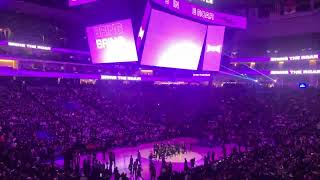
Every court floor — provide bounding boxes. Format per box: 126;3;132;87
55;137;243;179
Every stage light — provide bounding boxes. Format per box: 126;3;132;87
0;59;16;68
309;60;316;65
254;80;258;83
0;59;14;63
231;51;238;56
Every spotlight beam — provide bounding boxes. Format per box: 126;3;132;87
219;71;257;82
242;64;276;82
220;65;258;82
221;65;244;76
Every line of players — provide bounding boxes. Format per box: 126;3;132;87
128;151;143;178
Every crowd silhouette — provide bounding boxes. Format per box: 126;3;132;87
0;79;319;179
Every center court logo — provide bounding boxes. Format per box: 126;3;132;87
206;44;222;53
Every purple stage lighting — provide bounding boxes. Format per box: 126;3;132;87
202;25;225;71
141;9;207;70
69;0;96;7
86;19;138;64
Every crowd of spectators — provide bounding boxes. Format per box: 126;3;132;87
256;0;320;18
0;79;319;179
160;87;320;179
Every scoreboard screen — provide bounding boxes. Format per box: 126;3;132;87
86;19;138;64
141;9;207;70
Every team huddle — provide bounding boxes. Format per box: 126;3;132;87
152;143;189;160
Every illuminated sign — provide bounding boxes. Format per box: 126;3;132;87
154;81;187;85
8;42;25;48
101;75;142;81
270;57;289;61
192;7;214;20
301;55;318;60
140;69;154;76
152;0;247;29
8;42;51;51
232;54;319;63
270;69;320;75
302;70;320;74
270;71;289;75
270;54;318;61
290;70;302;75
193;73;211;77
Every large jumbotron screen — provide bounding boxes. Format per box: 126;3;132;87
203;25;225;71
86;19;138;64
141;9;207;70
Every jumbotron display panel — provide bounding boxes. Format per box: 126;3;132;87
203;25;225;71
86;19;138;64
141;9;207;70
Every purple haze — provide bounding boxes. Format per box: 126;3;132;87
141;9;207;70
69;0;96;6
152;0;247;29
86;19;138;64
202;25;225;71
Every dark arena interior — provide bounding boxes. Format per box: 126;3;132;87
1;0;320;179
